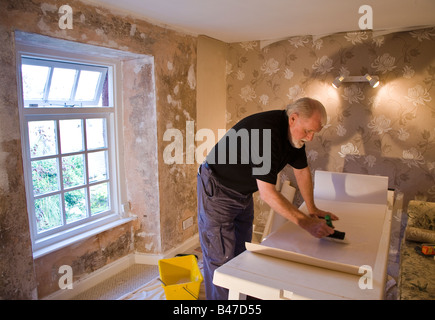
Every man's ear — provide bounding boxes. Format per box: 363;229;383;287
289;113;298;125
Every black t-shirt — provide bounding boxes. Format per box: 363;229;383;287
206;110;308;194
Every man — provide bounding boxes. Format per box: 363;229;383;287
197;97;338;300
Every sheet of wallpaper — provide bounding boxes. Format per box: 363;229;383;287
247;171;389;275
313;170;389;205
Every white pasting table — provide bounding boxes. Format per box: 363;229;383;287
213;171;393;300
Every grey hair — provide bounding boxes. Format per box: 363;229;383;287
285;97;327;126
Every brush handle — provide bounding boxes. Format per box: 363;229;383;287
328;230;346;240
324;215;334;228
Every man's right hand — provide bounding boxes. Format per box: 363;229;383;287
300;215;335;239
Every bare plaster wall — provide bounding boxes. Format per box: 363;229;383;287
122;58;162;253
0;23;37;300
33;221;135;298
0;0;197;299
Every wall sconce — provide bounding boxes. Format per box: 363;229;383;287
365;74;380;88
332;74;380;88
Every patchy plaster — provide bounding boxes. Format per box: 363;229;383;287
1;0;198;298
33;221;134;297
188;64;196;89
0;23;37;299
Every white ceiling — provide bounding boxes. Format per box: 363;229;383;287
83;0;435;43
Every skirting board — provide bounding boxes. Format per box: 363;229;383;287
134;234;200;265
42;234;199;300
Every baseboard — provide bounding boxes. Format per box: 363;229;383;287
134;233;200;264
42;234;200;300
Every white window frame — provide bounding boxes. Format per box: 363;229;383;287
16;42;130;257
21;56;108;107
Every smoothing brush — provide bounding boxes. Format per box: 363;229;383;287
323;215;347;243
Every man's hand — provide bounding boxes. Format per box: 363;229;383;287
308;208;339;221
300;215;335;239
256;179;337;239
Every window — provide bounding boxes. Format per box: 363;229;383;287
21;57;108;108
17;49;125;254
27;116;112;233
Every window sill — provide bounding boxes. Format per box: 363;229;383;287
33;216;136;260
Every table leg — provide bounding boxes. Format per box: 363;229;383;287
228;290;247;300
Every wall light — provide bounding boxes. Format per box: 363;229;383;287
332;75;344;89
365;74;380;88
332;73;380;88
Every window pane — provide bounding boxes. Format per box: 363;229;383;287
62;154;85;188
90;183;110;215
35;194;62;233
32;158;59;196
75;70;101;101
86;118;107;150
21;64;49;101
88;151;108;183
28;120;57;158
60;119;83;153
48;68;76;101
65;188;87;224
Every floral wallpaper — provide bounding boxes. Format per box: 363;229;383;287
225;28;435;230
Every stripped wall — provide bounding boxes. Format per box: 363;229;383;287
0;0;197;299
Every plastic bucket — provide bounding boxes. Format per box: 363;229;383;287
158;255;203;300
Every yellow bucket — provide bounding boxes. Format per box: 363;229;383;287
158;255;203;300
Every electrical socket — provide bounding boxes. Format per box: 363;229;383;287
182;217;193;230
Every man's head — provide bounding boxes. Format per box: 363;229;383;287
286;97;327;148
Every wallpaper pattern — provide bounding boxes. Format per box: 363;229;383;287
225;28;435;228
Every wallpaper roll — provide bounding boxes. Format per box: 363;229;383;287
405;227;435;243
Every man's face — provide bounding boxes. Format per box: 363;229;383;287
288;111;323;148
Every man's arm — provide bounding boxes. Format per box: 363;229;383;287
293;166;338;220
256;179;334;238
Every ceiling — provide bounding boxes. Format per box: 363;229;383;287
82;0;435;43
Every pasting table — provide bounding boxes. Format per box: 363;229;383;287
213;171;393;300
